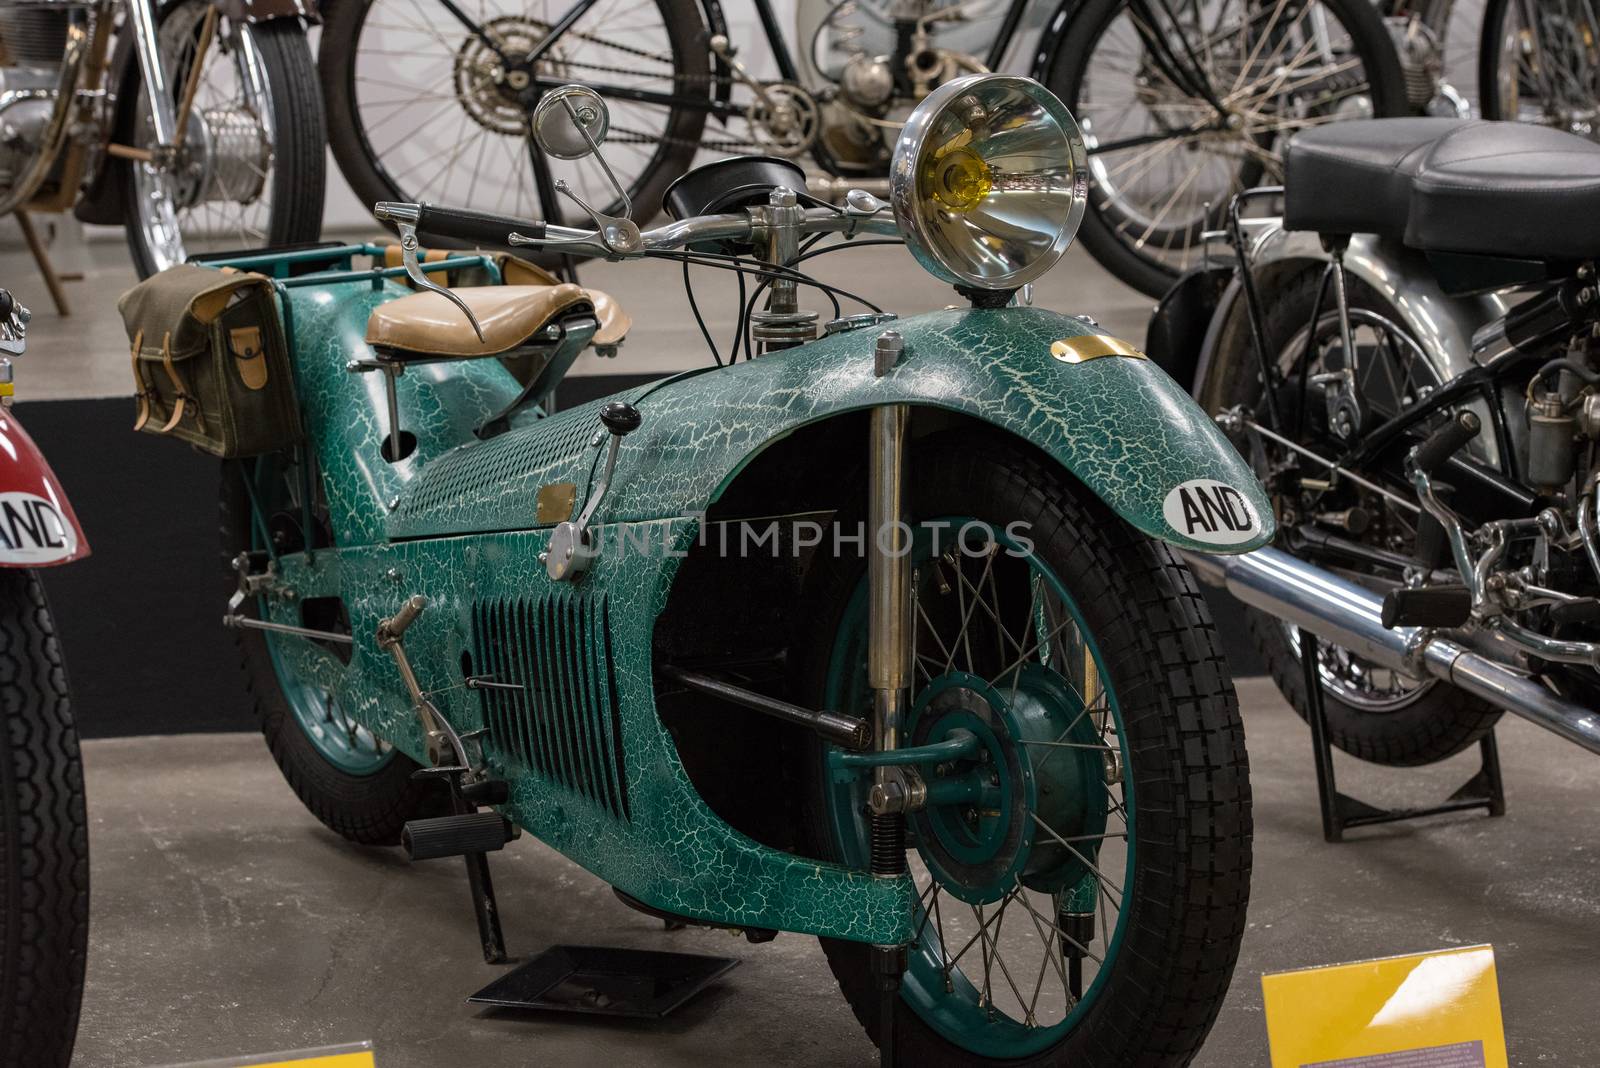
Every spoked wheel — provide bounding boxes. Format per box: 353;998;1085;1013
1203;268;1503;766
1480;0;1600;137
1049;0;1407;297
220;456;444;845
319;0;709;252
802;436;1250;1064
123;0;325;276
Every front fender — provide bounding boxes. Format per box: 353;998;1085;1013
604;307;1274;553
0;411;88;567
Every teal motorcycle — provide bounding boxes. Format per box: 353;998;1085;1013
204;75;1271;1064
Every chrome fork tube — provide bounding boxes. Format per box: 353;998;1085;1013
867;403;911;834
127;0;179;149
866;399;911;1063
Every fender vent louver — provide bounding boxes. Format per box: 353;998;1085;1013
470;592;630;821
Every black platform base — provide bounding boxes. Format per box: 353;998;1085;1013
468;945;739;1018
1299;630;1506;842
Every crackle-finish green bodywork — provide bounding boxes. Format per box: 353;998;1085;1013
260;277;1271;944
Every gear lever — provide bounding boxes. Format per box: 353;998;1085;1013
543;401;642;582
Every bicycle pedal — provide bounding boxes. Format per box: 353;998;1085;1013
1380;584;1471;629
401;811;516;861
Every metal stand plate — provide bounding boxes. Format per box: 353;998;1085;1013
1300;629;1506;842
468;945;739;1018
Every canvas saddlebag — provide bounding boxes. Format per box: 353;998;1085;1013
117;264;303;457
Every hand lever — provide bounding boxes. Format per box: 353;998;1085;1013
373;202;486;343
543;401;641;582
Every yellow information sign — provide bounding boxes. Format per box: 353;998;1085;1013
1261;945;1507;1068
169;1042;375;1068
254;1054;374;1068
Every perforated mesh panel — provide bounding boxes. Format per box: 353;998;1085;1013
392;399;602;536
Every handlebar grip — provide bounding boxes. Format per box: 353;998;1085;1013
1413;410;1482;476
414;203;545;250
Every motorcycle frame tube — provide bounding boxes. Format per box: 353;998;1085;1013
1185;545;1600;755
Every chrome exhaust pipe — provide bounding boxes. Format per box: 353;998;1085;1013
1184;546;1600;756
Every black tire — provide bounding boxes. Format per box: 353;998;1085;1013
0;570;87;1068
1047;0;1409;298
1478;0;1600;129
1213;268;1502;766
220;461;445;845
123;9;326;277
318;0;709;255
799;434;1251;1066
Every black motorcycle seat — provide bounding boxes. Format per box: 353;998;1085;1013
1284;119;1600;261
1284;118;1461;241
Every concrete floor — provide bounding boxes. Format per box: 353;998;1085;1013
74;678;1600;1067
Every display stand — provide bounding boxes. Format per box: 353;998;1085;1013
468;945;739;1018
1299;629;1506;842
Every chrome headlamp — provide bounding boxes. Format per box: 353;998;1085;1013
890;75;1089;293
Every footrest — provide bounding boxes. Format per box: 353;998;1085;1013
1381;584;1471;629
468;945;739;1018
402;811;514;860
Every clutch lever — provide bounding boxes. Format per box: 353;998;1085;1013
373;203;486;343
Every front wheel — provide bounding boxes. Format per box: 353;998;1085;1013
800;436;1251;1065
123;4;326;277
0;570;87;1068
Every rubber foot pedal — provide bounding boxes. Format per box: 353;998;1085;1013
1381;584;1471;629
402;811;513;861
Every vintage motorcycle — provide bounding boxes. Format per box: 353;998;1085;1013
1151;115;1600;775
0;0;324;276
0;289;90;1067
172;75;1273;1062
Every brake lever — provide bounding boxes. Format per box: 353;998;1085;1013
374;203;485;343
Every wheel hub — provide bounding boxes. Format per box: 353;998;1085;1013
908;670;1109;905
455;18;562;135
169;104;270;209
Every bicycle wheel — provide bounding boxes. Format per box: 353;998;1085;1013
319;0;710;243
1479;0;1600;137
1048;0;1407;298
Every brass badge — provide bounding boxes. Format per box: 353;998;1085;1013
535;482;578;524
1049;335;1148;364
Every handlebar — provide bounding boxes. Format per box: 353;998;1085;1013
377;200;899;259
375;201;546;250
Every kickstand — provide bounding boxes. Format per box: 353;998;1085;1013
463;843;508;964
1300;629;1506;843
